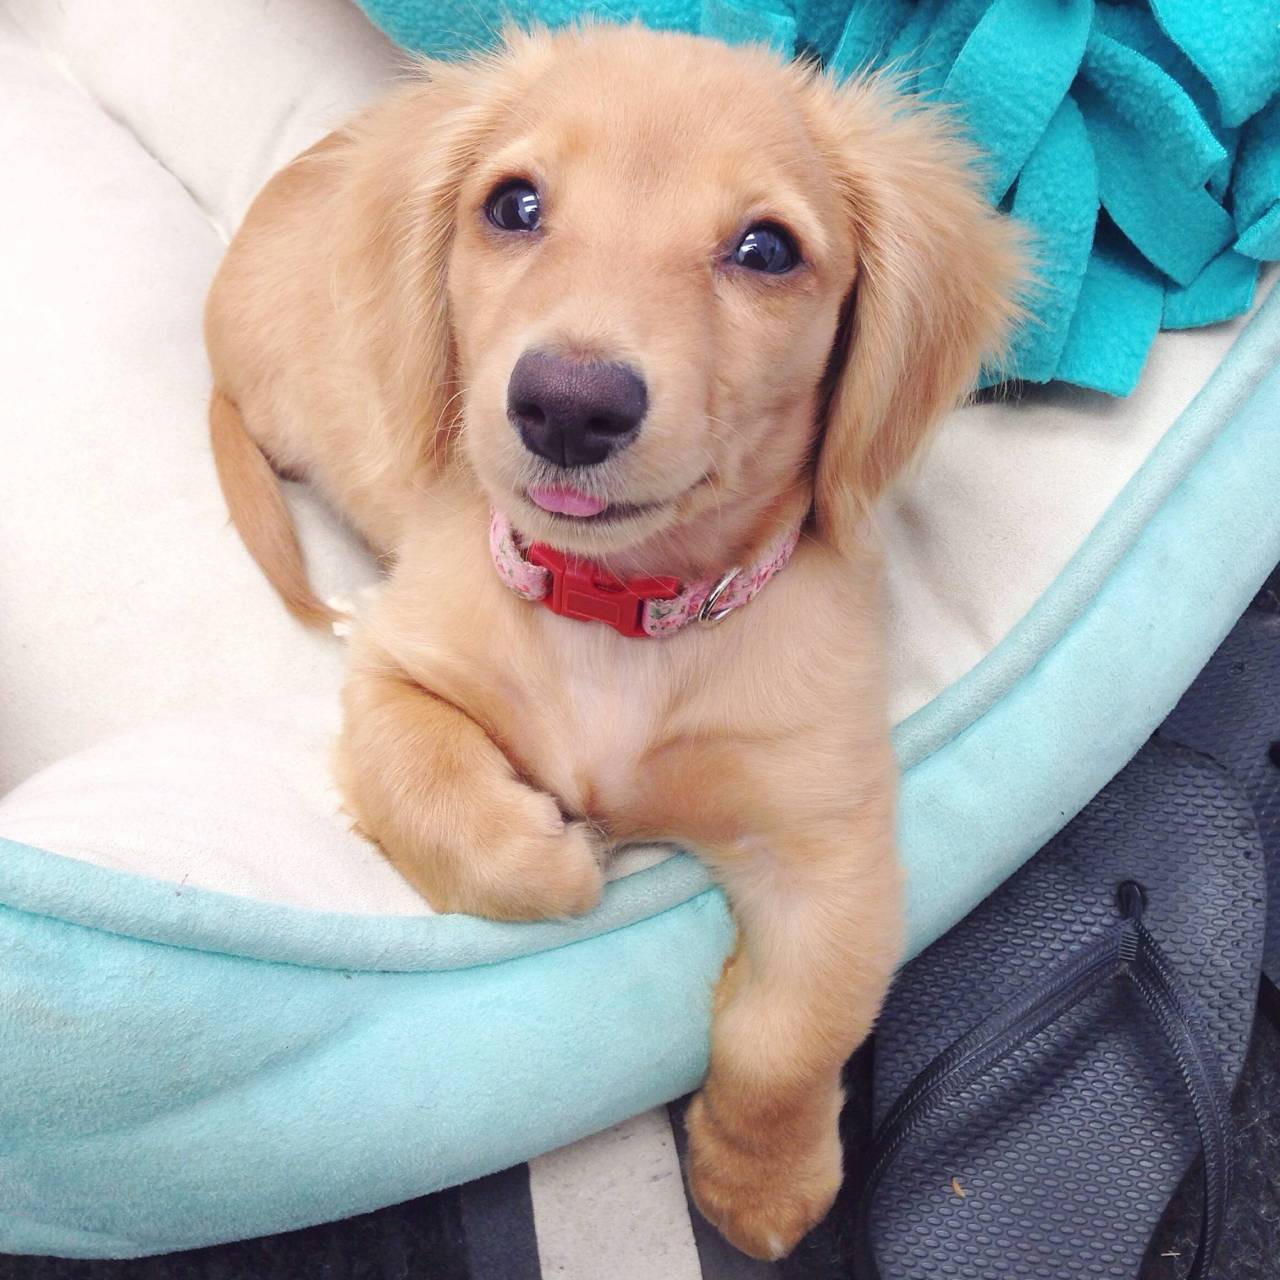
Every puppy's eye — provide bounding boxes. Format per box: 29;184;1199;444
486;181;541;232
732;223;798;274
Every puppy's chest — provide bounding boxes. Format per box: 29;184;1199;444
488;636;677;823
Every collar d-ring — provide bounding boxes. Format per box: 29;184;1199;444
698;567;742;624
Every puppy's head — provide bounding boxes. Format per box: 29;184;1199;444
351;25;1024;569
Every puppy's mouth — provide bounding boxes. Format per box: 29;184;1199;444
524;483;672;524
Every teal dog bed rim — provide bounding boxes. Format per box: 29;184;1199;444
2;283;1278;974
895;278;1280;770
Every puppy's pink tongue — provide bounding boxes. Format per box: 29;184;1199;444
527;486;608;518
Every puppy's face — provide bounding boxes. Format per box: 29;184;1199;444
449;34;851;562
375;27;1022;565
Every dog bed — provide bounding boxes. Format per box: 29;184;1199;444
1;0;1278;1259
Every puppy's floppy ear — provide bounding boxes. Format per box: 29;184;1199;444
806;76;1027;552
331;32;548;486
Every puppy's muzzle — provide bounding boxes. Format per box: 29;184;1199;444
507;350;647;469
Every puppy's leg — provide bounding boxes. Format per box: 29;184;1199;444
338;662;603;921
686;807;902;1260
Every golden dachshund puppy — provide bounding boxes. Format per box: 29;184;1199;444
205;24;1023;1259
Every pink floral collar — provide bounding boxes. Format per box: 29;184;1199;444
489;509;800;638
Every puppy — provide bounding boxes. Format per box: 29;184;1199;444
205;24;1022;1258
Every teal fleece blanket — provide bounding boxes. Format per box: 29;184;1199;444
355;0;1280;396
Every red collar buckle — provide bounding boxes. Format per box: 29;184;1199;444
527;543;680;638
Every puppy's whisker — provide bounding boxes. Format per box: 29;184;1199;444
704;412;747;446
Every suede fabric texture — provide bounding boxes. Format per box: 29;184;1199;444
352;0;1280;395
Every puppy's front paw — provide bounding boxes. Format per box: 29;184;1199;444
685;1088;843;1260
444;785;605;922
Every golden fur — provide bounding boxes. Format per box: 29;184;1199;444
205;24;1023;1259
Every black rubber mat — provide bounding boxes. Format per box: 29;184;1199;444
864;739;1266;1279
0;1188;469;1280
1159;586;1280;977
1142;979;1280;1279
0;1163;544;1280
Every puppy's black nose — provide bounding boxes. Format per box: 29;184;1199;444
507;350;647;468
